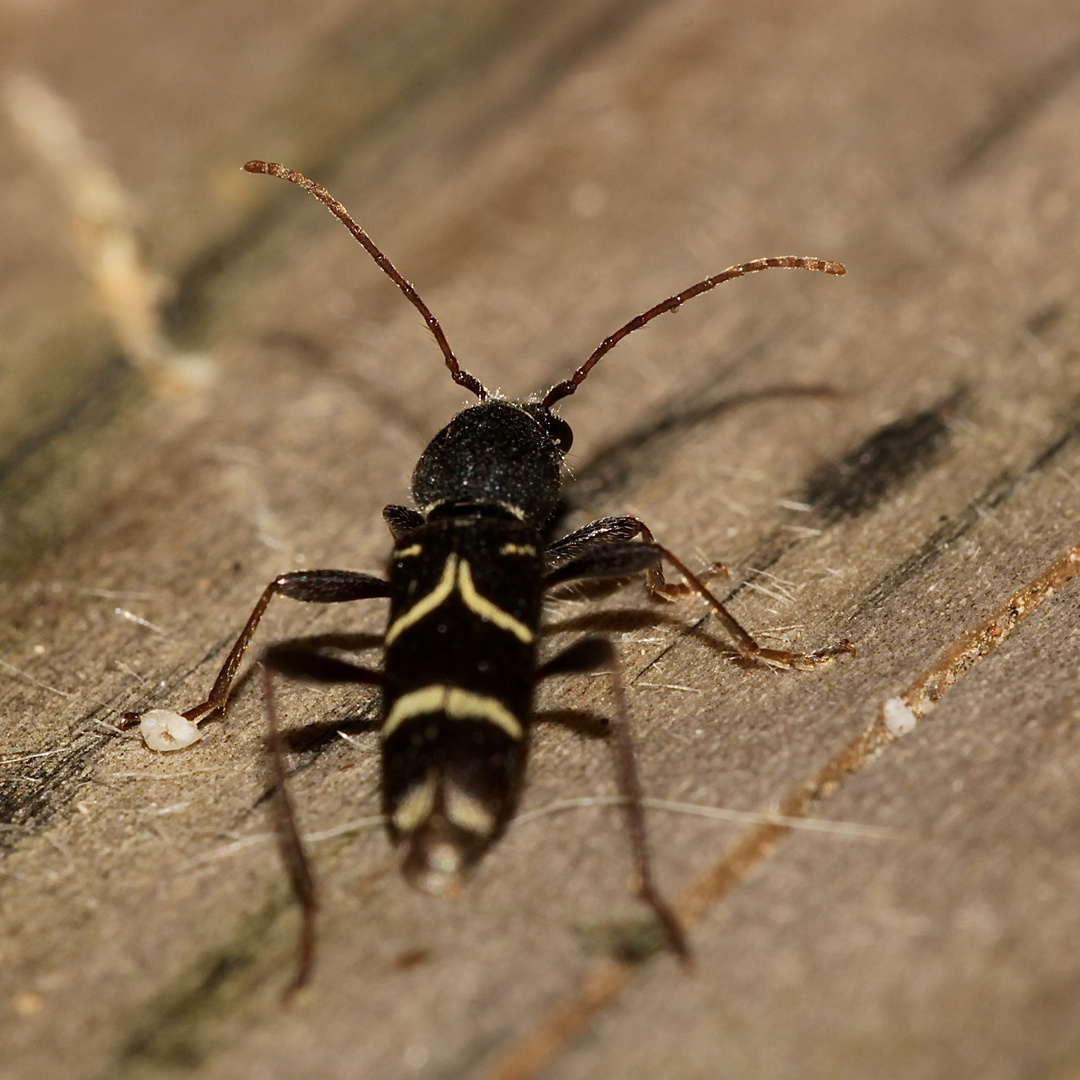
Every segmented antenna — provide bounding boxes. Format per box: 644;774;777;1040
542;256;845;409
245;160;486;401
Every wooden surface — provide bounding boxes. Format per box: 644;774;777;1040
2;2;1080;1078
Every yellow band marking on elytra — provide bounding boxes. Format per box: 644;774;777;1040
385;553;458;646
444;784;497;836
382;685;523;741
395;543;423;558
382;685;446;737
499;542;537;556
391;773;437;833
457;559;534;643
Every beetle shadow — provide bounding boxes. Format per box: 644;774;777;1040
542;605;690;637
258;638;383;754
544;604;763;670
248;601;756;762
533;707;611;740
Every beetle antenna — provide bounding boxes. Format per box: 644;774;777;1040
245;160;487;401
542;256;845;409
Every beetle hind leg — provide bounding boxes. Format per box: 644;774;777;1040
539;637;689;961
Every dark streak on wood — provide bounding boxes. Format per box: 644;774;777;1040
949;37;1080;178
801;390;962;524
854;399;1080;617
0;733;110;841
163;0;660;345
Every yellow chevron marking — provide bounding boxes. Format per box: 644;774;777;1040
391;773;437;833
395;543;423;558
386;552;534;646
381;685;523;741
457;560;534;643
385;554;458;646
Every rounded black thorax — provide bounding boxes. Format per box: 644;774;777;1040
411;401;569;527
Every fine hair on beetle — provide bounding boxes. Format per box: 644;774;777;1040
134;159;853;992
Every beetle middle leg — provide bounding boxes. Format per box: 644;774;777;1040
545;532;853;671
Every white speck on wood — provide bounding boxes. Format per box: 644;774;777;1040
139;710;203;752
883;697;918;737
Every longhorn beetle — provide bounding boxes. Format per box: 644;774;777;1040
146;160;853;989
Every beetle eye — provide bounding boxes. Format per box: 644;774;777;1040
549;416;573;453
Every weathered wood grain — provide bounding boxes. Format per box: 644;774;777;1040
1;2;1079;1079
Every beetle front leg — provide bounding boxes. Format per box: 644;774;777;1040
548;516;726;598
145;569;391;727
